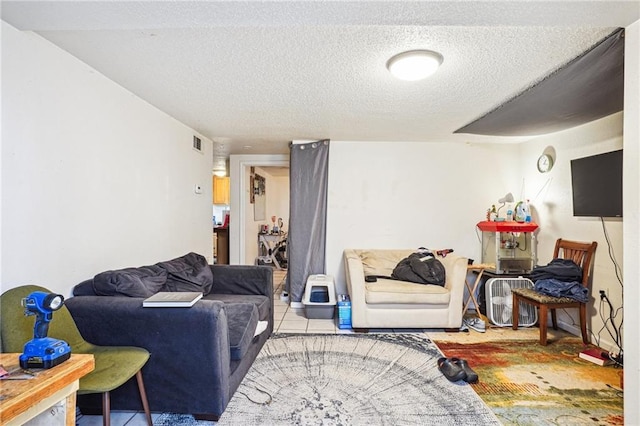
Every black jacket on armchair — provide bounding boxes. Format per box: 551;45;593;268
65;253;273;420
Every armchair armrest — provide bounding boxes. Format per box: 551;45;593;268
343;249;367;327
439;253;469;314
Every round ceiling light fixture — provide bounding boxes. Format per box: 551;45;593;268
386;50;444;81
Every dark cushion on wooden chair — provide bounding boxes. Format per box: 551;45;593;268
511;287;579;304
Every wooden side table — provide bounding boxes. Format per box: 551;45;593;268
463;264;495;315
0;353;94;425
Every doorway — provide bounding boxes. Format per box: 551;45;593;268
229;154;289;266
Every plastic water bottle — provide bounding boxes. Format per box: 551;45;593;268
524;199;532;223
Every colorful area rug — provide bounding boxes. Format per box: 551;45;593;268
434;337;623;425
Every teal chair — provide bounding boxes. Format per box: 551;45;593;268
1;285;152;426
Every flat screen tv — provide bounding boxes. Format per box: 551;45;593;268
570;149;623;217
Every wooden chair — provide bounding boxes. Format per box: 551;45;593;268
511;239;597;345
1;285;153;426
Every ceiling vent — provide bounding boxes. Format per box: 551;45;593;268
193;136;202;152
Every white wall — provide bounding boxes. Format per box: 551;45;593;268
267;174;290;233
326;141;521;294
1;22;213;297
517;113;623;351
622;18;639;426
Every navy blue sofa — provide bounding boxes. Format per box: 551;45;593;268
65;252;273;420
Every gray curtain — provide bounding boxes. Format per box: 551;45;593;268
286;140;330;303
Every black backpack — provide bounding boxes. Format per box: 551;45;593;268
391;252;446;286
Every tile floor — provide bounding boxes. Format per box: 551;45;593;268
272;270;351;334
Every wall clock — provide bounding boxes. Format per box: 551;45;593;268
537;153;554;173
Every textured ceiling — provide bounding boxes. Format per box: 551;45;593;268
2;1;639;156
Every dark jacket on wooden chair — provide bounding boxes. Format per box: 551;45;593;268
530;258;583;283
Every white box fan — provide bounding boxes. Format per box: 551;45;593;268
485;277;538;327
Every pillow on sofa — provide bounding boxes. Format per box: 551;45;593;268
93;265;168;297
156;252;214;294
359;250;409;276
73;279;98;296
224;303;259;361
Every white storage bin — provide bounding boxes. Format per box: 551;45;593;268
302;274;336;319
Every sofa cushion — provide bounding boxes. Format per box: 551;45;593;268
93;265;167;298
358;250;414;276
224;303;259;361
156;252;214;294
365;278;451;305
205;294;270;321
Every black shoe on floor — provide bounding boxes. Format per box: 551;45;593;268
437;357;467;382
451;358;478;383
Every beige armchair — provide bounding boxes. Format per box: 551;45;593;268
344;249;468;329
